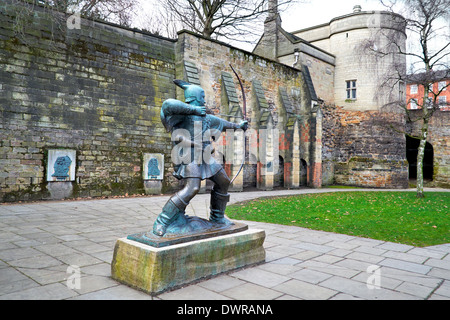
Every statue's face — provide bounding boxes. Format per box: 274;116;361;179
185;86;205;106
196;90;205;106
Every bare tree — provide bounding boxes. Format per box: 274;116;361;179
135;1;180;39
12;0;137;33
140;0;300;44
362;0;449;197
9;0;138;50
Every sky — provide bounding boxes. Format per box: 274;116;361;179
135;0;391;50
135;0;389;32
279;0;388;32
135;0;449;69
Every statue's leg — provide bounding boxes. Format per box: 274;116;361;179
208;169;233;226
153;178;201;236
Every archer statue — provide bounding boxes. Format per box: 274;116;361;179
153;79;248;236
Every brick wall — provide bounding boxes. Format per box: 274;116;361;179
406;80;450;111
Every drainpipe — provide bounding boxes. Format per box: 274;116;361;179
293;49;300;68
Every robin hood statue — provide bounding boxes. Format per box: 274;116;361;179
153;80;248;236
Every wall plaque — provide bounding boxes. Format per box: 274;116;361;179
143;153;164;180
47;149;76;182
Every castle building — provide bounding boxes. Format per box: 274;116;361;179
254;1;449;189
255;2;412;188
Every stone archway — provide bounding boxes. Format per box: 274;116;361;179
406;136;434;181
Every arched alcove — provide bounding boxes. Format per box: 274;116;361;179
406;136;434;181
300;159;308;186
274;156;285;188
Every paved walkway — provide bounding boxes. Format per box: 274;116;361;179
0;188;449;300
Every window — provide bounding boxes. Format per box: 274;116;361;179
410;99;418;109
438;96;447;107
438;81;447;91
410;84;418;94
346;80;357;100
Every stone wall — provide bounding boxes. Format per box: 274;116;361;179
408;110;450;188
176;31;316;191
0;3;318;202
0;3;177;201
321;105;409;188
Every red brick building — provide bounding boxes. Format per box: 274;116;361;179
406;71;450;111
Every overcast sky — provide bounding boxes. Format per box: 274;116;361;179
135;0;391;49
136;0;389;34
135;0;448;69
280;0;388;32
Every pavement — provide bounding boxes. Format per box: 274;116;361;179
0;187;449;300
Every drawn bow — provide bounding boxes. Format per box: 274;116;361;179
229;64;247;184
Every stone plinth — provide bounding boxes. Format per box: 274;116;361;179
46;181;73;200
143;180;162;195
111;229;266;295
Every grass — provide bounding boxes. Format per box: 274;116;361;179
226;191;450;247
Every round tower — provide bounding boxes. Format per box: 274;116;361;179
328;7;407;110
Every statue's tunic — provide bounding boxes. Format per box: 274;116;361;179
161;99;239;180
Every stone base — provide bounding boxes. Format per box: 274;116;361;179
46;181;73;200
143;180;162;195
111;229;266;295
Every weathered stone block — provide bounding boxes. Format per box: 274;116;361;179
111;229;266;295
143;180;162;195
46;181;73;200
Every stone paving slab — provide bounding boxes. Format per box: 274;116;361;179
0;188;449;300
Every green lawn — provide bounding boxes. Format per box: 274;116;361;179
226;191;450;247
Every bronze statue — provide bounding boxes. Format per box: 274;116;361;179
153;80;248;236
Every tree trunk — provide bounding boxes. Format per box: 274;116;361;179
203;27;213;39
416;120;429;198
416;138;425;198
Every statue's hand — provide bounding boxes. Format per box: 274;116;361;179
195;106;207;116
239;120;248;131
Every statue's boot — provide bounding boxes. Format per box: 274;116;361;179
209;190;233;226
153;195;186;236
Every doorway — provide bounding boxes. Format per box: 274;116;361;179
405;136;434;181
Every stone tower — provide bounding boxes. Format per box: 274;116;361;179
324;7;407;111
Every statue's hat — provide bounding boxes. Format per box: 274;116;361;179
173;80;204;103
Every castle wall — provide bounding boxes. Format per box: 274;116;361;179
3;2;441;202
292;24;330;50
293;10;407;112
0;3;317;202
408;110;450;188
321;106;409;188
289;10;410;188
0;3;178;201
176;31;317;190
